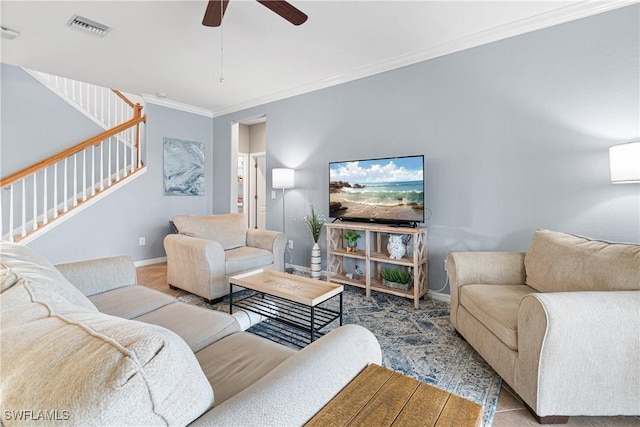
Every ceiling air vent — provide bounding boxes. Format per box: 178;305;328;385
66;15;111;37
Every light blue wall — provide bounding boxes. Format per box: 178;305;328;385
1;65;215;264
0;64;104;175
2;6;638;293
213;5;640;293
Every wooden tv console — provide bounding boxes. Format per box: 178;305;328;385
325;222;428;308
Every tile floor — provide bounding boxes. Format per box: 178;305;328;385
137;263;640;427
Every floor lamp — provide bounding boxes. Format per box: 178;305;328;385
272;168;295;233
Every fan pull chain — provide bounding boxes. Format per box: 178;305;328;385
219;25;225;83
219;0;225;83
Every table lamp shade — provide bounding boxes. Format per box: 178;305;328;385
273;168;295;189
610;142;640;184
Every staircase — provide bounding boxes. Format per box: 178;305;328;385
1;71;147;244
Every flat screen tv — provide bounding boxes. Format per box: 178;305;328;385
329;155;425;226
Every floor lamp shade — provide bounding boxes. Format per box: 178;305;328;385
272;168;295;189
610;142;640;184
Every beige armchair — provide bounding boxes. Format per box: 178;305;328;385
446;230;640;423
164;213;286;303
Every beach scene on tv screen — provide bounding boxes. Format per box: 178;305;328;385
329;156;424;222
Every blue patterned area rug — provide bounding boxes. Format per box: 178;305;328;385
178;284;501;427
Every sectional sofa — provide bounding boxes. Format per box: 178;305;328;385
0;242;382;426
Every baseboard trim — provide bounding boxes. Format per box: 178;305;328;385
286;263;451;304
134;256;167;267
428;291;451;304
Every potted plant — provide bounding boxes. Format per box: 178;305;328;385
380;267;412;291
343;230;361;252
303;203;325;279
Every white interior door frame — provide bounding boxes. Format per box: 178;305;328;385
230;122;240;213
249;152;266;229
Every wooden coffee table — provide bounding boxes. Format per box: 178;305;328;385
306;363;483;427
228;269;344;347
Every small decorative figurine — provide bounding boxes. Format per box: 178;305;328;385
354;265;364;278
387;235;407;260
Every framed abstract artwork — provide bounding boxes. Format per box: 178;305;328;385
163;137;205;196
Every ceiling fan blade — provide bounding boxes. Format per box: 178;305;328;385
256;1;308;26
202;0;230;27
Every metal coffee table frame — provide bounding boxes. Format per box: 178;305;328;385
229;284;343;348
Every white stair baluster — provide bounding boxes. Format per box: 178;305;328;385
42;168;48;225
21;182;26;237
9;184;15;242
100;141;104;191
116;135;120;181
0;187;4;240
63;158;68;212
53;163;58;218
101;88;105;124
91;145;96;196
123;130;128;177
108;92;112;128
33;173;38;231
130;127;136;172
82;150;87;201
73;155;78;207
108;138;113;185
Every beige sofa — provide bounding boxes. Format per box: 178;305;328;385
446;229;640;423
0;242;381;426
164;213;286;303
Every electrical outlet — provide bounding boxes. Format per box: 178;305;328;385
139;237;146;246
271;190;276;199
288;240;294;249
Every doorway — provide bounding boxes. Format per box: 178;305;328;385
231;116;267;229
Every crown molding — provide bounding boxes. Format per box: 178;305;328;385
211;0;637;118
143;94;214;118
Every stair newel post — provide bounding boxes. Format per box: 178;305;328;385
134;104;143;170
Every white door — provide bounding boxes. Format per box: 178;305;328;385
249;153;267;229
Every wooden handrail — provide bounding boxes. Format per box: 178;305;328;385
111;89;136;109
1;113;146;188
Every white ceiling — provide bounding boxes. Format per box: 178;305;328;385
1;1;633;117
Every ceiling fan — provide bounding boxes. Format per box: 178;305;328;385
202;0;308;27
